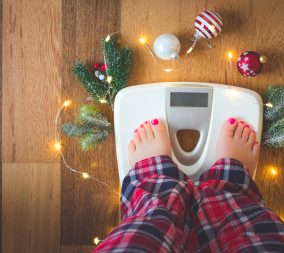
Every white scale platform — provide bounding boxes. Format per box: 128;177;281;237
114;82;263;185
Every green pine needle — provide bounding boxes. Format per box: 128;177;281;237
62;103;111;151
80;130;109;151
62;123;94;137
72;36;132;106
263;85;284;148
263;118;284;147
72;63;108;102
79;104;111;128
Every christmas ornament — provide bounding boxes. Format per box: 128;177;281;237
237;51;267;77
93;63;108;72
263;86;284;148
98;74;105;81
186;10;223;55
153;34;181;60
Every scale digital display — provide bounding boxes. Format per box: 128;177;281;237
170;92;208;107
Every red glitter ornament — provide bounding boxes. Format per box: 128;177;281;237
93;63;101;69
100;64;108;72
237;51;267;77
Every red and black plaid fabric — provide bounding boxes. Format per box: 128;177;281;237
94;156;284;253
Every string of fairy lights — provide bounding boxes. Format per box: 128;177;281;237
54;33;280;247
54;97;120;197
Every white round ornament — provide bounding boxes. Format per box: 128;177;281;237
153;34;181;60
98;74;105;80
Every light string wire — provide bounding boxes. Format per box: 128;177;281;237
139;25;217;73
54;96;120;197
139;35;273;109
55;31;277;245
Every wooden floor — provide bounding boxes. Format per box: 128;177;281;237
2;0;284;252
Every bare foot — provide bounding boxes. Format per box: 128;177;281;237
216;118;260;176
128;119;172;167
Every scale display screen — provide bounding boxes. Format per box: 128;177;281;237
170;92;208;107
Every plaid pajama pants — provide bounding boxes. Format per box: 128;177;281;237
94;156;284;253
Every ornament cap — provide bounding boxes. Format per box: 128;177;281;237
170;52;179;60
260;55;267;64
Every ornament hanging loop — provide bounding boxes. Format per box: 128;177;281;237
186;32;201;56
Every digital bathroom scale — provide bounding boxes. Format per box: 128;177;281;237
114;82;263;184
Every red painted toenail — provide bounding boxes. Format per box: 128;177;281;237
228;118;236;125
252;130;255;134
240;121;244;124
134;129;138;133
144;121;148;124
151;119;159;125
140;124;144;128
244;124;249;128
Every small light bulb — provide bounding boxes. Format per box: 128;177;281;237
210;25;216;31
54;142;61;151
105;35;111;42
228;51;233;60
106;76;113;83
271;168;278;176
99;99;107;104
94;237;101;245
63;100;71;107
82;172;90;179
139;37;147;44
265;102;273;108
164;69;173;73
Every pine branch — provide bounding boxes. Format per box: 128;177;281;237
79;104;111;128
264;85;284;121
62;103;111;151
264;103;284;122
263;85;284;148
263;118;284;147
72;63;108;101
265;86;284;105
80;130;109;151
102;36;133;97
62;123;94;137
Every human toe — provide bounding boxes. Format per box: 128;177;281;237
221;117;238;137
143;120;154;140
133;129;141;144
242;124;251;142
128;140;136;153
138;124;147;142
234;120;245;140
248;130;256;146
252;141;260;157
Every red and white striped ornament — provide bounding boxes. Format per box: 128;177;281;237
194;11;223;39
186;10;223;55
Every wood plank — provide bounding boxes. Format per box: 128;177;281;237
2;163;61;253
120;0;284;216
2;0;62;163
61;0;121;245
257;148;284;219
2;1;284;252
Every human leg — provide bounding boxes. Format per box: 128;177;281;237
190;118;284;253
94;119;194;253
